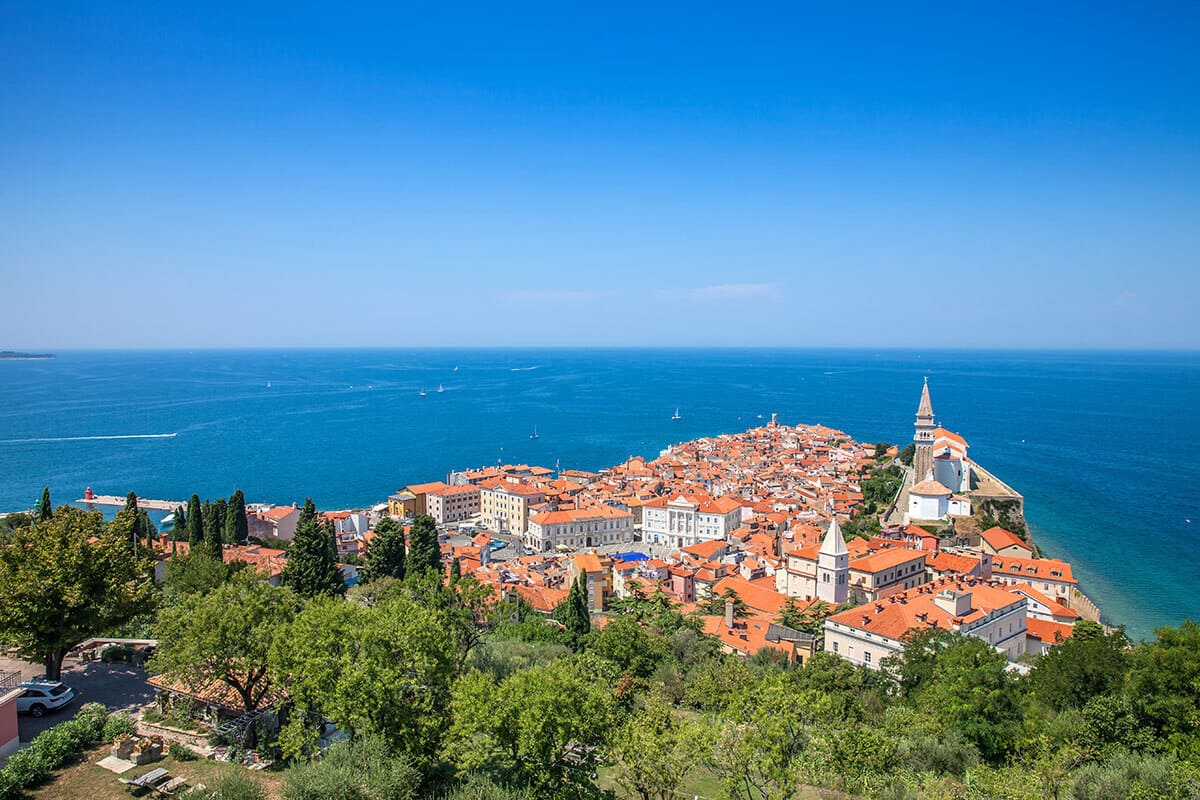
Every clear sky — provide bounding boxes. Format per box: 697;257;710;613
2;3;1198;349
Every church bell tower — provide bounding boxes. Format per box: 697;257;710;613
913;378;936;480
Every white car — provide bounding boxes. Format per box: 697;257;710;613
15;680;75;717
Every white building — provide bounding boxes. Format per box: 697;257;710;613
823;577;1028;669
425;484;482;525
641;494;742;548
526;505;634;552
908;473;971;521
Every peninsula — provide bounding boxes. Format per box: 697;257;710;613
196;379;1099;670
0;351;54;359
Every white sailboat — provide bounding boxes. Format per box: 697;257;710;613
419;387;427;397
530;425;540;440
671;407;682;420
437;384;445;394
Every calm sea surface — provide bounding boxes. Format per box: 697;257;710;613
1;348;1196;640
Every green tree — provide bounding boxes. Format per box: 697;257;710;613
151;570;296;713
1126;620;1200;750
186;494;203;546
214;496;228;542
610;695;708;800
36;486;52;521
705;587;748;619
364;517;406;582
162;551;240;604
281;498;345;598
446;656;619;796
777;597;807;629
202;500;224;561
225;489;249;545
590;615;667;680
270;594;457;761
1029;621;1129;711
711;671;834;800
450;556;462;582
404;514;441;576
556;576;591;640
898;443;915;466
0;506;155;679
171;504;186;545
892;629;1023;762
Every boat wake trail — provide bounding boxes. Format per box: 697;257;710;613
510;366;541;372
0;433;178;444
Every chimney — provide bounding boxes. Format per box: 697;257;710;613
724;599;735;629
934;590;973;617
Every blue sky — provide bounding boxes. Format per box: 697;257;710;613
2;2;1198;348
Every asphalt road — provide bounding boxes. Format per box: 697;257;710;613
0;657;154;742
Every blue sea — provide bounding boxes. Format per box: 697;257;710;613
1;348;1197;640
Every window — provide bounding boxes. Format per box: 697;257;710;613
863;651;872;664
832;641;839;653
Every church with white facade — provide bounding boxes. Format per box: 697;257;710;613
907;380;973;523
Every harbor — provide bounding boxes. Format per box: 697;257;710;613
75;490;184;512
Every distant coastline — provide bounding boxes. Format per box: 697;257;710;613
0;351;55;360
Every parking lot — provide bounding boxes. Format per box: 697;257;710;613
0;656;154;742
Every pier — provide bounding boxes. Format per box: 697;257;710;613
76;494;185;512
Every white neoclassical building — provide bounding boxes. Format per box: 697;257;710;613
640;494;743;548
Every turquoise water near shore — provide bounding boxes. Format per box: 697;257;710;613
1;348;1197;640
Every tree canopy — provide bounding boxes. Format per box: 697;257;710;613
365;516;406;582
151;570;297;713
0;506;156;679
404;514;441;576
280;498;345;598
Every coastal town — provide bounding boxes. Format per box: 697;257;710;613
140;380;1095;670
0;379;1134;800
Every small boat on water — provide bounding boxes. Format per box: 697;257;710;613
266;381;271;388
437;384;445;393
419;387;427;397
672;408;682;420
453;366;459;372
530;425;540;440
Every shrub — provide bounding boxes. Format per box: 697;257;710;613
440;774;537;800
211;771;266;800
169;742;198;761
101;644;135;663
283;737;421;800
0;702;112;799
103;711;137;741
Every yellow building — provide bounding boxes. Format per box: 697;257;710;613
566;552;613;611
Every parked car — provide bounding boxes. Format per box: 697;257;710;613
16;679;75;717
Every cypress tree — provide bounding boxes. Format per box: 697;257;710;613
554;573;588;642
281;498;345;598
225;490;249;545
404;514;441;577
365;517;405;582
137;510;156;549
449;557;461;582
37;487;52;521
203;501;223;561
172;505;186;542
121;493;154;550
213;497;227;543
186;494;203;546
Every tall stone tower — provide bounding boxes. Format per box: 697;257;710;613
913;378;936;481
816;517;849;605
